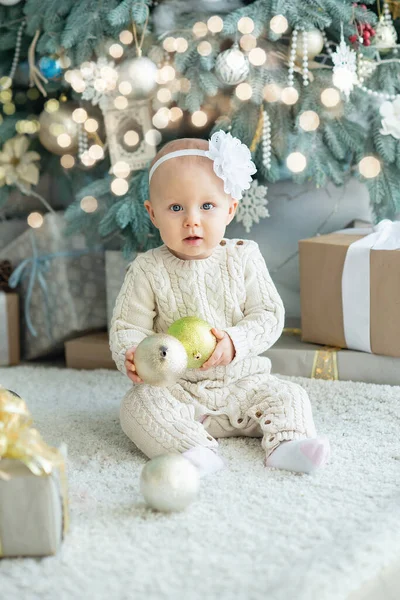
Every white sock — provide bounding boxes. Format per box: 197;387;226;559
265;436;330;474
183;446;224;478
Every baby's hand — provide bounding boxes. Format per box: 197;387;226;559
200;328;236;370
125;347;144;384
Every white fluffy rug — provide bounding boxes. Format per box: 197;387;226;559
0;366;399;600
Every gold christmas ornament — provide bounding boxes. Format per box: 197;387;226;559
140;454;200;512
38;103;79;155
134;334;188;386
295;29;324;60
0;135;40;191
167;316;217;369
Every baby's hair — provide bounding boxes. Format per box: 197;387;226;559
148;136;230;201
149;137;209;172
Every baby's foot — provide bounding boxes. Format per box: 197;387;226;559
183;446;224;478
265;436;330;474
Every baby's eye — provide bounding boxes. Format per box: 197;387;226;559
202;202;214;210
170;204;183;212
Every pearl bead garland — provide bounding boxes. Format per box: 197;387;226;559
78;123;89;163
302;30;309;86
321;30;334;58
288;27;298;87
262;110;271;170
358;84;397;100
9;19;25;82
288;28;310;88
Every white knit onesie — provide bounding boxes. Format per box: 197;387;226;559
109;238;317;460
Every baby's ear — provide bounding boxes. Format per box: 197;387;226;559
144;200;158;228
226;198;239;224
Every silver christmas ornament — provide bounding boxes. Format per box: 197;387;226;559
134;334;188;387
140;454;200;512
117;56;158;100
0;0;22;5
215;44;250;86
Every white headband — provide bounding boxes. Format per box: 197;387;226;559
148;130;257;201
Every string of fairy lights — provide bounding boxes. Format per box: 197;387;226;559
1;7;399;228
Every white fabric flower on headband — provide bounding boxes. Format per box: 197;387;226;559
205;131;257;200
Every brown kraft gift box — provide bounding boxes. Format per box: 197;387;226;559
65;332;116;370
299;233;400;357
0;292;20;366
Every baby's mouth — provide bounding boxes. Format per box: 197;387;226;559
184;236;202;240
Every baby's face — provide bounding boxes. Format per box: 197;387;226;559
145;159;238;260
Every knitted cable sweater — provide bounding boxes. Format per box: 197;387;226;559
109;238;285;381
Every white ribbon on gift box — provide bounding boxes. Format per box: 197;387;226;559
0;291;10;365
336;219;400;353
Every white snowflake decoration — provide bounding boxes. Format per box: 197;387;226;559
332;38;357;99
235;179;269;233
380;97;400;139
80;57;118;110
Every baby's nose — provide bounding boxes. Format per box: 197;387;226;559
184;212;200;227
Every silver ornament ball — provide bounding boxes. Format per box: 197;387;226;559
140;454;200;512
215;45;250;86
295;29;324;60
134;334;188;387
0;0;22;5
117;56;158;100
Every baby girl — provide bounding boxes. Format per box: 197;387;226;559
109;131;330;477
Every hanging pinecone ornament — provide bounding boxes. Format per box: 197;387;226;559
215;43;250;86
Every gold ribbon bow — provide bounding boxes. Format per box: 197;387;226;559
0;388;69;556
283;328;340;380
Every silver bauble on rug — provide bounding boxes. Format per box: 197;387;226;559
134;334;188;386
140;454;200;512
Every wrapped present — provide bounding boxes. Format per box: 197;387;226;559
105;250;132;332
0;260;20;366
299;220;400;358
0;213;107;360
0;389;69;557
264;328;400;385
0;218;28;252
65;331;116;370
